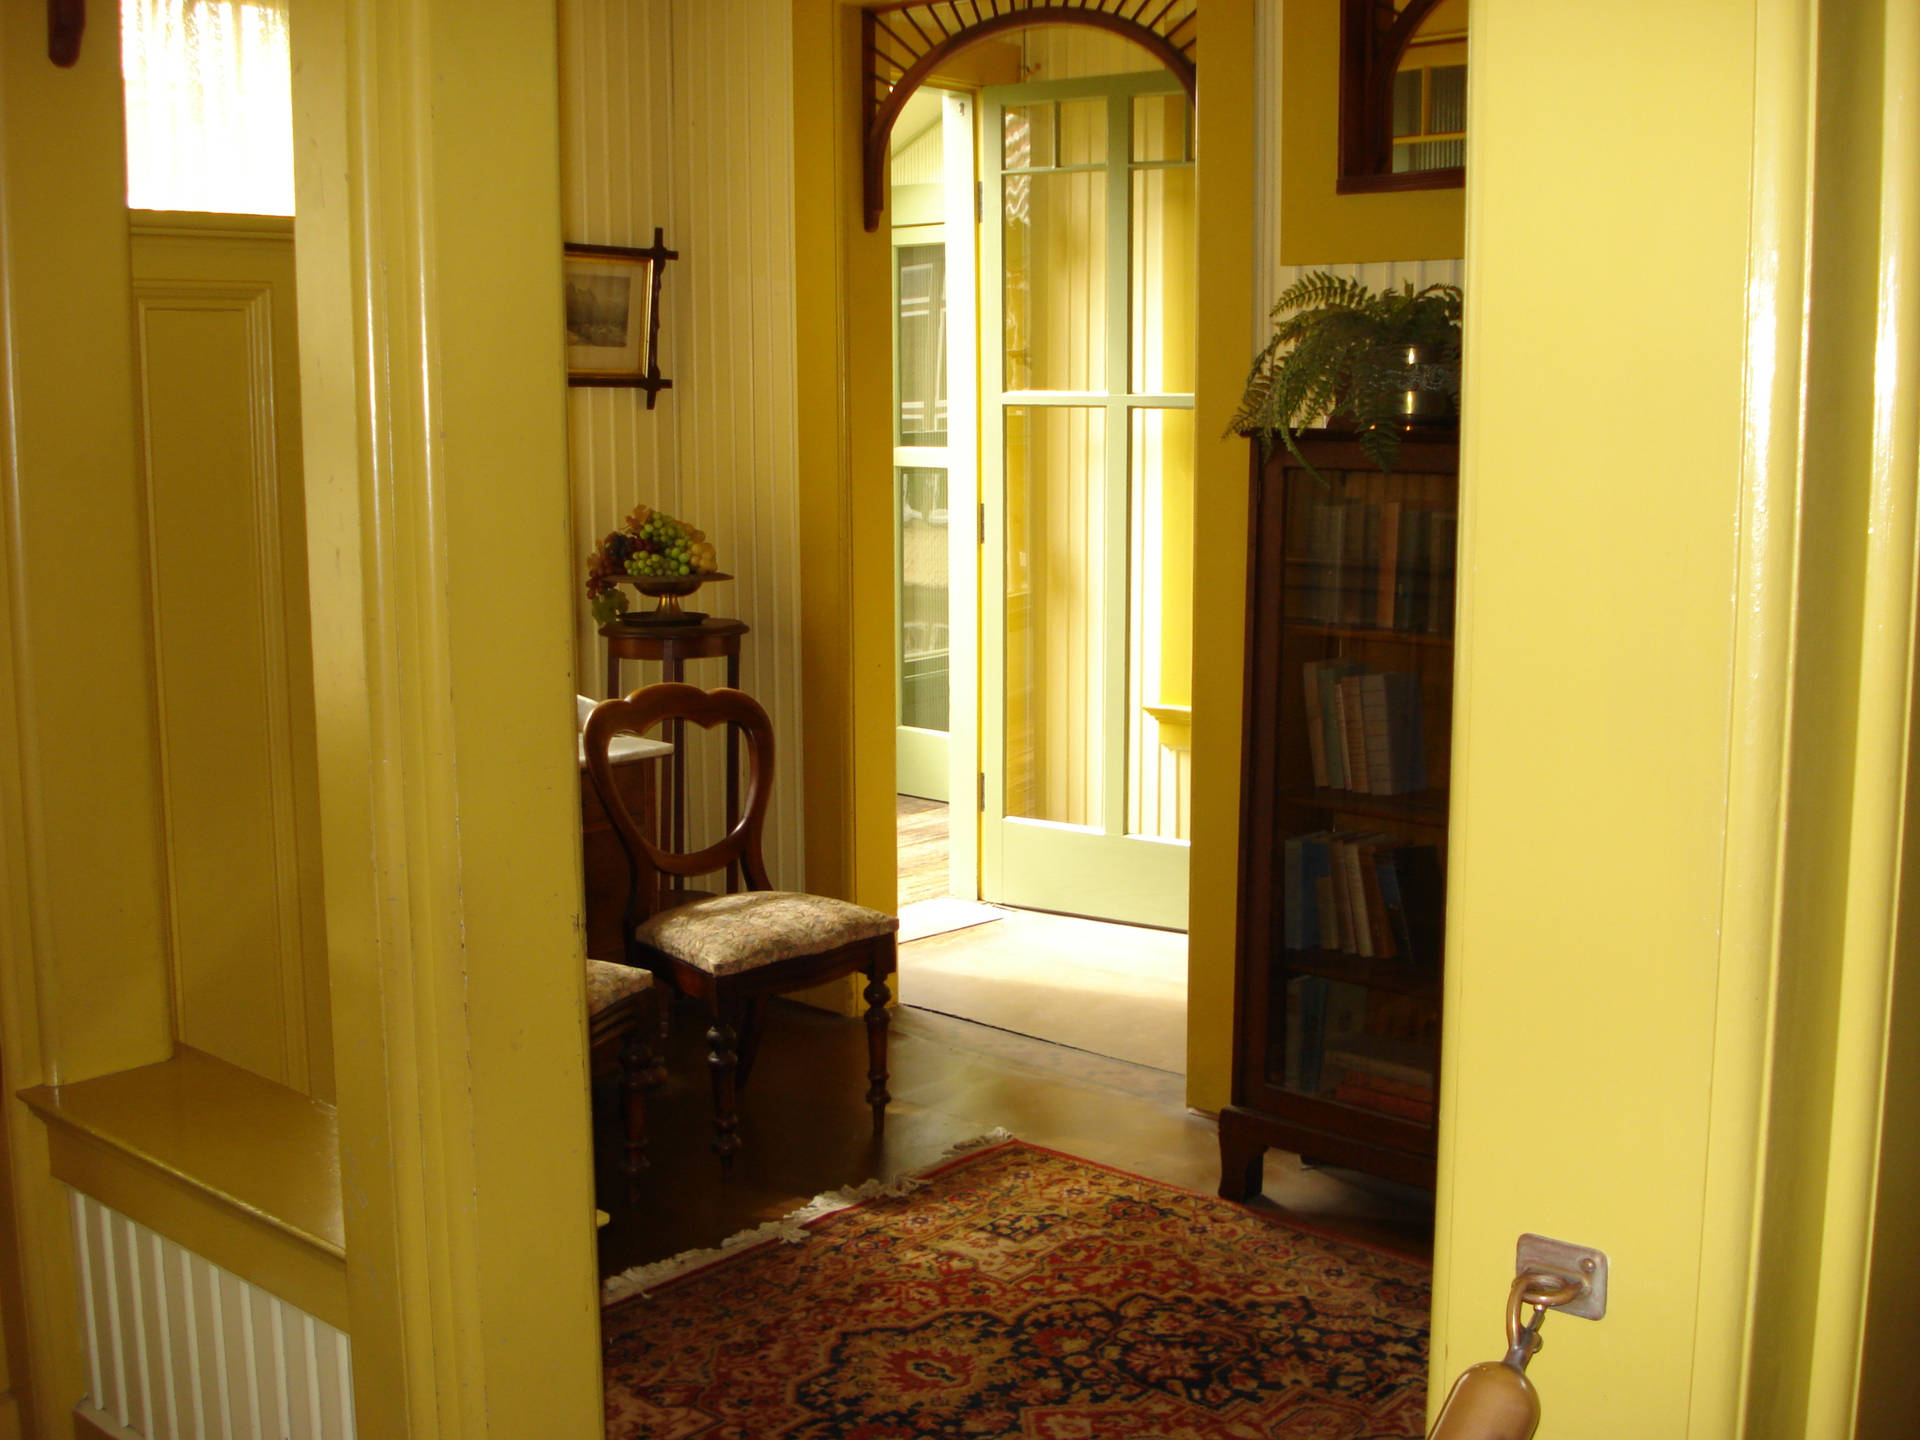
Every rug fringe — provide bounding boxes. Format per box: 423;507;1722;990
601;1127;1014;1305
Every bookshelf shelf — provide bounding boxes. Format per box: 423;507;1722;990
1278;948;1443;1000
1281;621;1453;649
1219;431;1458;1200
1277;785;1449;828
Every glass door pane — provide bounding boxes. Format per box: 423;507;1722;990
898;466;950;733
895;244;948;444
1002;170;1107;393
1003;406;1106;826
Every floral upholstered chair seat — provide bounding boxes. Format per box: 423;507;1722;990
586;957;655;1012
635;891;897;976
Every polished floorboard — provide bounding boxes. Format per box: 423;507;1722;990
595;999;1432;1283
896;795;951;906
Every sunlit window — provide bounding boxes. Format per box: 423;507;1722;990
122;0;294;214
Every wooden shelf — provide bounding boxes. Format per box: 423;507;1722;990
1277;947;1442;999
1276;784;1450;827
1280;619;1455;647
1265;1085;1437;1133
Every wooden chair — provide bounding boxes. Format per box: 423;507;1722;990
583;683;899;1175
586;959;662;1198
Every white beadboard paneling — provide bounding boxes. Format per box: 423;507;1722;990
558;0;806;890
68;1191;354;1440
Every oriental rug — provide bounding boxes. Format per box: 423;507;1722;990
602;1140;1430;1439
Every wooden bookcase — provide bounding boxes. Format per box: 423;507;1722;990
1218;431;1458;1198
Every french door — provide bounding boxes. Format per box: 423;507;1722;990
891;90;980;898
980;71;1195;930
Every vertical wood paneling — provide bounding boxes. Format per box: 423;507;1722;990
559;0;805;888
67;1193;355;1440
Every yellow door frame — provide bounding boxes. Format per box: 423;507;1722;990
290;3;604;1434
3;1;606;1435
1433;2;1920;1435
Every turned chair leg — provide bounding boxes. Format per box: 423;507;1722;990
618;1026;651;1200
735;995;770;1088
864;965;892;1135
706;1005;742;1176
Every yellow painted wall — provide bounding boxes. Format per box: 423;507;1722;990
1433;1;1920;1434
0;2;174;1427
792;0;899;920
292;0;604;1432
1184;0;1257;1114
1277;0;1463;264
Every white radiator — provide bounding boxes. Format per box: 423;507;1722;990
68;1192;355;1440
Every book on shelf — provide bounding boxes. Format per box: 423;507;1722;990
1282;975;1308;1091
1282;833;1445;964
1323;1031;1437;1092
1300;662;1427;797
1325;1030;1438;1121
1282;473;1456;635
1336;676;1372;793
1329;1077;1436;1124
1278;973;1434;1113
1426;509;1457;635
1282;975;1368;1095
1395;845;1446;966
1375;499;1402;628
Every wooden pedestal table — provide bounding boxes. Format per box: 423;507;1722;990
599;616;749;875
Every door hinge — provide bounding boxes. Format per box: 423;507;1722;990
978;772;986;811
978;501;986;545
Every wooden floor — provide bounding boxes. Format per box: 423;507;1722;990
896;794;950;906
594;999;1433;1283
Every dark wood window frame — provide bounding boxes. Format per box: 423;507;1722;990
1338;0;1465;195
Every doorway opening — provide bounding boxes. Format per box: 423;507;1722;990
889;34;1192;1077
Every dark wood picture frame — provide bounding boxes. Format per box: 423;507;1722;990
1337;0;1465;196
565;228;677;407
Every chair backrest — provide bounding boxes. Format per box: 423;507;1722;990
583;684;775;926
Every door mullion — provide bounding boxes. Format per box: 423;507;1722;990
979;93;1009;899
1101;88;1132;840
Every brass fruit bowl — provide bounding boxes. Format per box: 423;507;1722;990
612;570;730;624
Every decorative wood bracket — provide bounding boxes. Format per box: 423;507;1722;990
862;0;1197;232
49;0;85;67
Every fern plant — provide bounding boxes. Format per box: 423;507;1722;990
1228;271;1462;474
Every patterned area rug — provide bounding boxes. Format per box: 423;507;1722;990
602;1140;1430;1438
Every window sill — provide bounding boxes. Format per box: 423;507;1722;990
20;1048;346;1329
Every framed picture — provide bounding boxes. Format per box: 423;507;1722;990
564;229;676;406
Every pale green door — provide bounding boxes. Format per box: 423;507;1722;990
980;73;1195;930
892;93;980;909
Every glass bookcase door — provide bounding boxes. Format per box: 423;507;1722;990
1262;452;1456;1134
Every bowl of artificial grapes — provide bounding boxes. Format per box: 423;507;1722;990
586;505;727;626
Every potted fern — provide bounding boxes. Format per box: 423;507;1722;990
1228;271;1462;474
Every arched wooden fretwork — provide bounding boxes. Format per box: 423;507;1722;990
862;0;1197;231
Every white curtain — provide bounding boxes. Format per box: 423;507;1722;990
122;0;294;215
